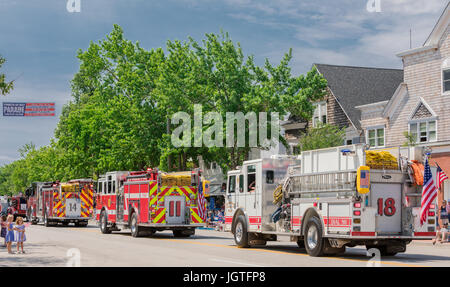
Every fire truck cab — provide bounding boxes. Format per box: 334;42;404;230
7;195;28;220
96;169;205;238
26;180;93;227
225;144;437;257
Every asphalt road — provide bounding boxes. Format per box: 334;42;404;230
0;221;449;267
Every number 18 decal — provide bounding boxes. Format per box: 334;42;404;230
377;198;396;216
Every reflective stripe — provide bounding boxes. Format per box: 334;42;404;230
127;193;149;199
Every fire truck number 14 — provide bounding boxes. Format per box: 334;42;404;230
69;203;77;212
377;198;396;216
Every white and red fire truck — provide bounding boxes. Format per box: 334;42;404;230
96;168;205;237
225;144;437;257
26;179;94;227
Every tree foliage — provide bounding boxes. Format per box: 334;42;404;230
0;25;327;195
298;123;345;152
0;55;14;96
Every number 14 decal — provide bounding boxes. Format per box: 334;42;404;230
377;198;396;216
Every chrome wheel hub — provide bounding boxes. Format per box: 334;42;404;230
235;222;243;242
131;217;136;234
307;225;319;250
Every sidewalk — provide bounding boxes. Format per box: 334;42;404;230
411;240;450;248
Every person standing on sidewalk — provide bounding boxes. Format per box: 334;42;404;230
5;214;15;254
0;215;7;247
440;200;449;226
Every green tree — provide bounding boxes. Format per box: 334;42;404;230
298;123;345;152
159;32;328;170
402;131;417;147
0;55;14;96
55;24;166;178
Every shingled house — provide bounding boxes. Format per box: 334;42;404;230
356;3;450;208
283;64;404;153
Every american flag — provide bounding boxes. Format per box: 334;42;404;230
197;181;207;221
436;164;448;190
420;158;438;225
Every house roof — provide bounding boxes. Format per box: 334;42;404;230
314;64;403;130
424;2;450;46
398;2;449;57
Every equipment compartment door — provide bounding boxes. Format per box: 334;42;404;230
371;183;402;234
66;198;81;218
165;196;185;224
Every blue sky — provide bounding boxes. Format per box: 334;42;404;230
0;0;447;165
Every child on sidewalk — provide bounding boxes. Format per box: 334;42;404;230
5;214;15;254
0;215;7;247
14;217;26;254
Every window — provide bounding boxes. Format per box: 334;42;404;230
247;165;256;192
444;69;450;93
98;181;103;194
228;175;236;194
409;120;436;143
239;175;244;193
312;102;327;127
266;170;274;184
366;127;385;147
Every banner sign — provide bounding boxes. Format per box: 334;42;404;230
3;102;55;117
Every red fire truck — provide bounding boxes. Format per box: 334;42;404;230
7;195;28;220
26;179;94;227
96;169;205;237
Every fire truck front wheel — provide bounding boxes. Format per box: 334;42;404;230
234;215;249;248
304;216;325;257
100;210;112;234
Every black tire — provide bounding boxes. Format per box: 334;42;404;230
62;222;69;226
77;221;88;227
100;210;111;234
366;245;399;257
303;216;325;257
130;213;143;237
297;239;305;248
26;209;32;223
44;212;50;227
233;215;249;248
173;229;195;238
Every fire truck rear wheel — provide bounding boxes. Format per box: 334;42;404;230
100;210;112;234
234;215;249;248
304;216;325;257
297;238;305;248
130;213;143;237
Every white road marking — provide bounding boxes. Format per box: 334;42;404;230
209;258;266;267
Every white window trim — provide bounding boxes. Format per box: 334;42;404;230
442;58;450;96
365;125;386;148
408;119;438;143
312;101;327;127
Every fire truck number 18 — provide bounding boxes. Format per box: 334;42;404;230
377;198;396;216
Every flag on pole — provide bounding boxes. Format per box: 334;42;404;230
436;164;448;190
197;180;207;221
420;157;438;225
